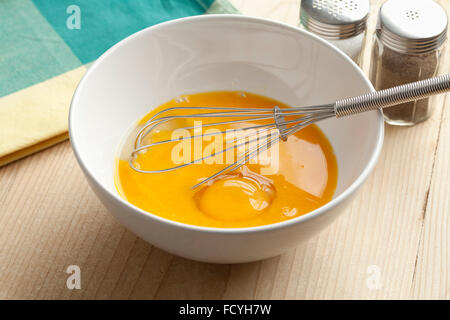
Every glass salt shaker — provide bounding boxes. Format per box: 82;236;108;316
370;0;448;126
299;0;370;65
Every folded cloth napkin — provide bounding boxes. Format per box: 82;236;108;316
0;0;237;166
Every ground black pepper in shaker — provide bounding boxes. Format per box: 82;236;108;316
370;0;447;126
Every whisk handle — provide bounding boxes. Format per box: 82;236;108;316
334;74;450;118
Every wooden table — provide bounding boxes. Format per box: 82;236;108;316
1;0;449;299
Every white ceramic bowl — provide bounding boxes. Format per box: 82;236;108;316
69;15;383;263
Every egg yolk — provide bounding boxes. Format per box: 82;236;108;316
115;91;338;228
195;171;275;221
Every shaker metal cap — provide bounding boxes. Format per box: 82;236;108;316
378;0;448;54
300;0;370;39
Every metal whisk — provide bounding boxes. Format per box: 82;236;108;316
130;74;450;189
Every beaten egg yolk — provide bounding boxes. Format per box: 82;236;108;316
115;91;338;228
194;170;276;221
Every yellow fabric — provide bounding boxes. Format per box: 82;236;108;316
0;132;69;166
0;66;86;166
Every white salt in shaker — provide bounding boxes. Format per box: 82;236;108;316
300;0;370;65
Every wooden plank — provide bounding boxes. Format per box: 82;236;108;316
412;90;450;300
410;0;450;300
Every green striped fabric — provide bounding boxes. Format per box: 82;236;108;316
0;0;238;98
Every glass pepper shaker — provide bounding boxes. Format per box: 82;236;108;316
370;0;448;126
299;0;370;65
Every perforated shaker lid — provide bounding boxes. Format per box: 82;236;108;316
377;0;448;54
300;0;370;39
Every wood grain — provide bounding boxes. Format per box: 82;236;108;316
0;0;449;299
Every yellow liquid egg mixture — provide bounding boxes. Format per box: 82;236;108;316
115;92;338;228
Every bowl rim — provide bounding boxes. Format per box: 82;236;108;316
69;14;384;235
